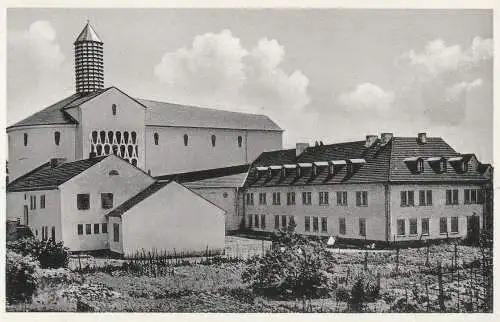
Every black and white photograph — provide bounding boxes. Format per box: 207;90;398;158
4;4;495;314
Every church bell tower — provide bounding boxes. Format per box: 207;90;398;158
74;22;104;94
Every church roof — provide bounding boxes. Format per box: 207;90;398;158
74;22;103;43
7;87;282;132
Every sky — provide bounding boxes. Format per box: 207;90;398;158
7;8;493;163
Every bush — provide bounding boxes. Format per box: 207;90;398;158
349;278;365;312
242;228;336;300
7;238;70;269
6;250;39;304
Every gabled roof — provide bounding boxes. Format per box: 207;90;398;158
74;22;103;43
155;164;250;184
141;99;282;131
7;87;282;132
7;156;108;192
107;181;170;218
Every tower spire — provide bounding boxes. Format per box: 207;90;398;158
74;21;104;94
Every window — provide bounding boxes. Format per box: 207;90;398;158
305;216;311;232
51;226;55;240
421;218;430;236
397;219;405;236
113;223;119;242
41;226;48;241
461;161;469;173
259;193;267;205
356;191;368;206
254;214;259;228
409;219;418;235
440;217;448;234
94;223;100;234
272;192;281;205
281;215;287;228
101;193;113;209
417;159;424;173
112;104;117;115
86;224;92;235
337;191;348;206
183;134;188;146
400;191;414;207
440;159;447;173
248;215;253;228
102;223;108;234
77;224;83;235
465;189;483;204
274;215;279;230
289;216;295;227
54;131;61;146
302;192;312;205
451;217;459;233
446;189;459;205
77;194;90;210
313;217;319;232
39;195;45;209
359;218;366;236
321;217;328;232
238;136;242;148
260;215;266;229
154;133;159;145
339;218;346;235
287;192;296;205
246;193;254;205
319;192;329;205
211;135;216;147
419;190;432;206
24;133;28;146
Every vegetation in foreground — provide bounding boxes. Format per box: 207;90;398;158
5;231;493;312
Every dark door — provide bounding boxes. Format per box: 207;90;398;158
23;205;28;226
467;215;480;243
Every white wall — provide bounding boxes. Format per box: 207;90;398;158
246;130;283;163
189;187;239;231
108;216;123;254
8;125;77;181
120;181;225;257
59;155;155;251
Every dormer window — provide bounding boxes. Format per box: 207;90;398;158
440;159;448;173
403;156;424;174
462;160;469;173
417;158;424;173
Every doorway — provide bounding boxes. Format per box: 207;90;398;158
466;214;480;243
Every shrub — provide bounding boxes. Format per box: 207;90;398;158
7;238;69;269
349;278;365;312
6;250;39;304
242;228;336;300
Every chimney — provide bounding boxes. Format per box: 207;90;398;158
418;132;427;144
50;158;67;168
365;135;378;148
296;143;309;157
380;133;393;146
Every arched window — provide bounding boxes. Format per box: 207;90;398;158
54;131;60;146
24;133;28;146
238;136;242;148
211;135;216;147
154;133;159;145
112;104;117;115
417;159;424;173
183;134;188;146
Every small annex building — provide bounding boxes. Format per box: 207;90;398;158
6;154;226;254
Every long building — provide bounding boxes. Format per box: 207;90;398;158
242;133;492;243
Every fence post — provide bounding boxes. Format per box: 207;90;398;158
396;247;400;274
425;243;430;266
438;261;445;312
364;251;368;270
426;283;430;312
457;263;460;312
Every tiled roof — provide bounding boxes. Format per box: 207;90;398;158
155;164;250;185
245;136;489;187
8;87;282;132
141;99;282;131
107;181;170;218
183;173;248;189
7;156;107;192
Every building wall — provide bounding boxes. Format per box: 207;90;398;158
144;127;282;176
78;88;146;168
120;181;225;257
389;183;484;241
59;156;155;251
6;190;62;241
188;187;239;231
7;125;77;181
245;183;387;241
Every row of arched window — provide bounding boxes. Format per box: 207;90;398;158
153;133;243;148
23;132;61;147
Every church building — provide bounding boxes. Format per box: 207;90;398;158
7;22;283;182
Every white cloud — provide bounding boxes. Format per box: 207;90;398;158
338;83;394;111
445;78;483;102
401;37;493;78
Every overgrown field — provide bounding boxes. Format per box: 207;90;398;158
6;236;493;312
